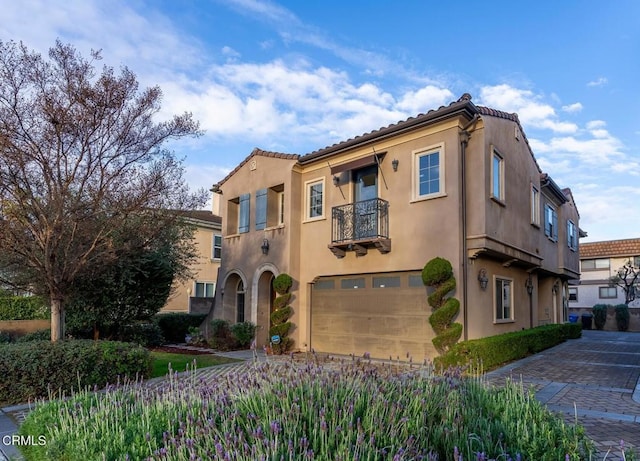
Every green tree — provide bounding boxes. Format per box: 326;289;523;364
66;221;197;340
0;40;205;341
609;260;640;305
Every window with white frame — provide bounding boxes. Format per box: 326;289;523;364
414;147;442;199
491;150;504;201
531;185;540;226
305;178;324;220
568;287;578;302
212;234;222;259
195;281;215;298
495;277;513;322
544;204;558;242
599;286;617;299
567;220;578;251
582;258;610;270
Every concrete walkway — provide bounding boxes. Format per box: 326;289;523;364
2;332;640;460
485;330;640;460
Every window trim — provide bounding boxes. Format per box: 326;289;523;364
212;234;222;260
598;286;617;299
567;219;578;251
491;148;505;203
412;144;446;202
530;185;540;226
581;258;610;271
568;287;578;302
544;203;558;242
194;281;216;298
494;276;514;323
304;177;325;222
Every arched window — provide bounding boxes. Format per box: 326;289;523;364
236;279;245;323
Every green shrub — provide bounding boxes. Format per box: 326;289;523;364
0;331;14;343
615;304;630;331
270;273;295;354
0;296;49;320
16;329;51;342
118;322;165;347
209;319;235;350
422;257;461;354
154;313;207;343
230;322;257;347
0;340;151;406
272;273;293;295
434;324;581;371
592;304;609;330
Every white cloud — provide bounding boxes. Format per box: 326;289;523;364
562;102;583;113
221;46;240;59
587;77;608;87
396;86;454;114
479;84;578;134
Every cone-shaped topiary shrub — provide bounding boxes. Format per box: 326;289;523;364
422;257;462;355
269;273;294;354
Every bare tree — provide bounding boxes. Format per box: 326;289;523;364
609;260;640;305
0;40;206;341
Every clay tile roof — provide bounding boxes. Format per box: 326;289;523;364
580;238;640;259
216;148;299;187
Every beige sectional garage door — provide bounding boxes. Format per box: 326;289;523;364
310;272;437;361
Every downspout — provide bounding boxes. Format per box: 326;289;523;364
459;114;479;341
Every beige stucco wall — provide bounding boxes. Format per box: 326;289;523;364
162;225;221;313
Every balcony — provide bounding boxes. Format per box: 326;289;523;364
328;198;391;258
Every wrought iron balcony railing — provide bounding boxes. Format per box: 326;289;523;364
329;198;390;257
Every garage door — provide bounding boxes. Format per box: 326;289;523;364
310;272;437;361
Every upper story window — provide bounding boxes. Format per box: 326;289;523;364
531;185;540;226
212;234;222;259
544;204;558;242
495;277;513;322
491;149;504;202
227;193;250;235
255;185;285;230
413;145;444;201
305;178;324;221
567;220;578;251
581;258;610;270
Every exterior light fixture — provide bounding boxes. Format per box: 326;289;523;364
392;158;399;172
525;276;533;295
333;175;340;186
261;238;270;255
478;269;488;290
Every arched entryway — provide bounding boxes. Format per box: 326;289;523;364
222;271;247;324
253;264;279;347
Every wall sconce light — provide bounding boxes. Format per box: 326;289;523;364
525;276;533;295
261;238;270;255
333;175;340;186
392;158;399;172
478;269;488;290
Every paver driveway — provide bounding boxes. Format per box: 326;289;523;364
485;330;640;460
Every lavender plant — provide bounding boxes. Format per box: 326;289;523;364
19;357;605;461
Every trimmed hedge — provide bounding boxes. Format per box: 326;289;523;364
154;313;207;343
434;323;581;371
0;340;152;406
615;304;630;331
592;304;609;330
0;296;49;320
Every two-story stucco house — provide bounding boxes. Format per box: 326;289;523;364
211;94;582;360
161;210;222;315
569;238;640;309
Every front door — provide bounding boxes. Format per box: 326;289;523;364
353;165;378;240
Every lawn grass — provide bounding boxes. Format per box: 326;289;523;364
150;351;240;377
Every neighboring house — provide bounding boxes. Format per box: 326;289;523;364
161;210;222;314
569;238;640;309
211;94;583;360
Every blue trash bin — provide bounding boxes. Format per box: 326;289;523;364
568;314;579;323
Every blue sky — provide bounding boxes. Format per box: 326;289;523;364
2;0;639;242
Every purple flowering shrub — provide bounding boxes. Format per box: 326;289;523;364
19;357;597;460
